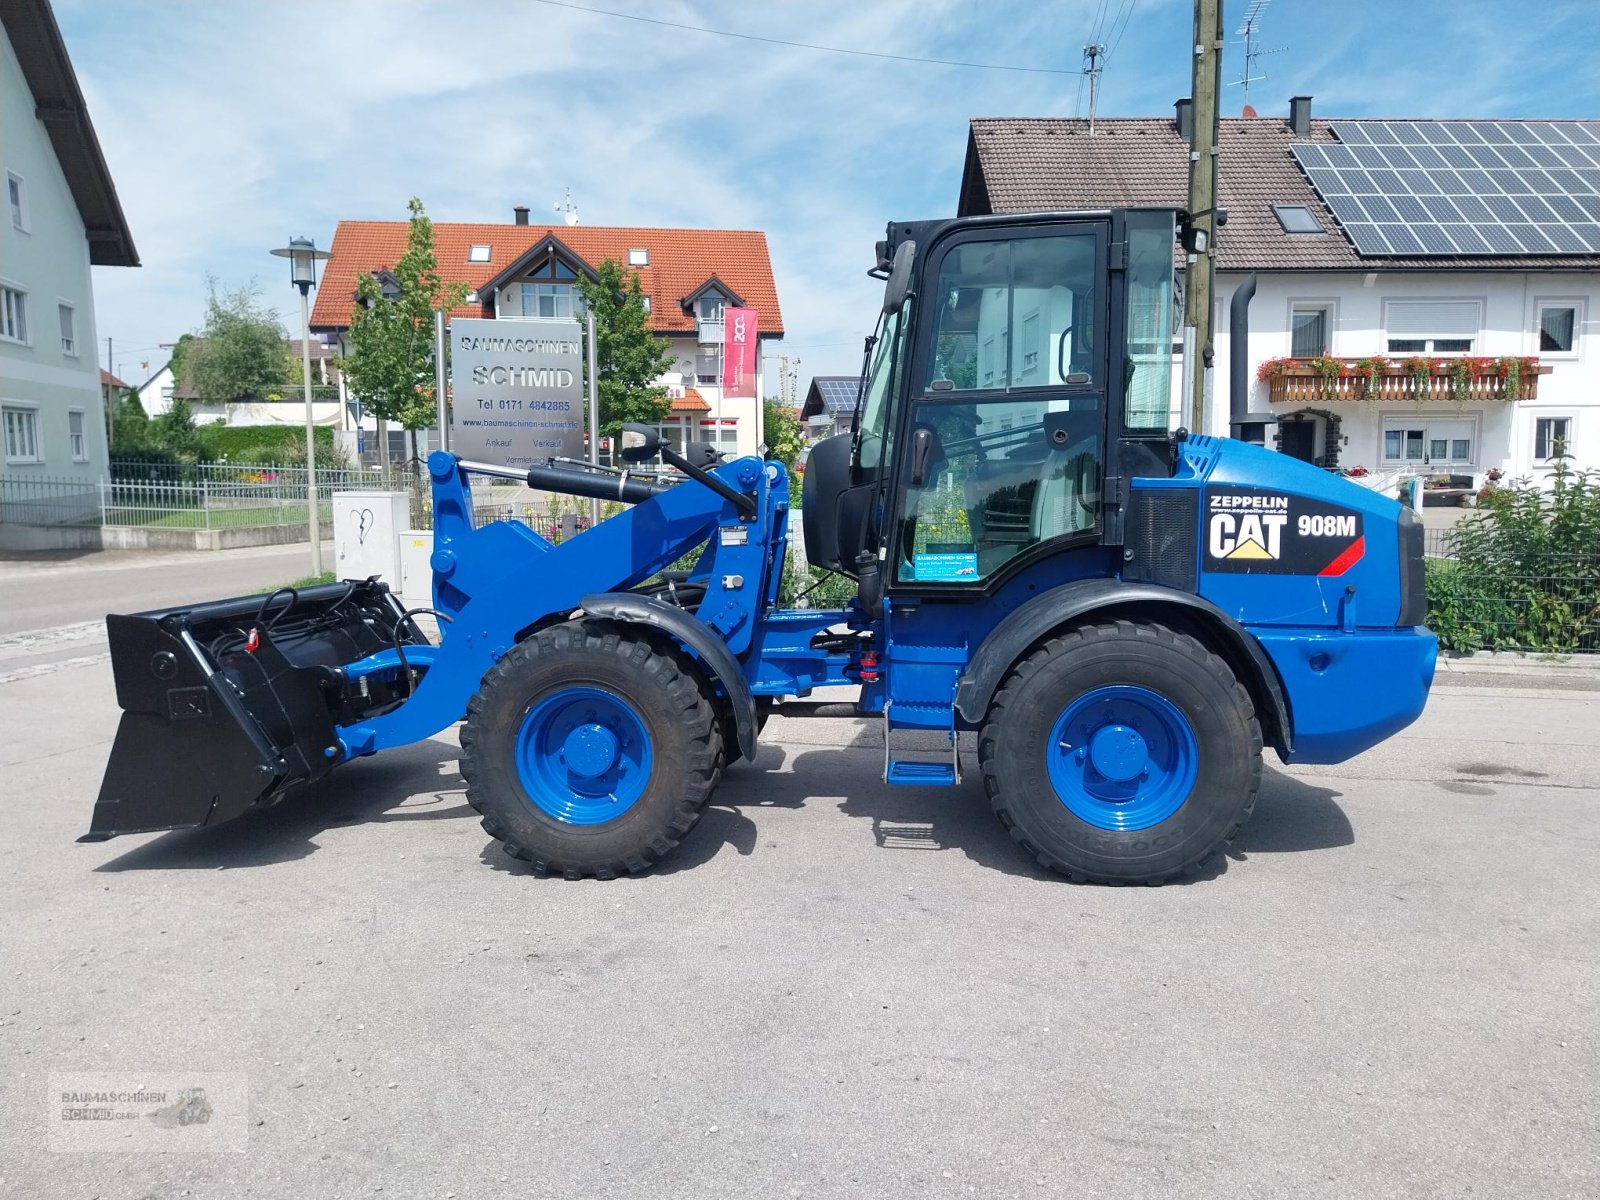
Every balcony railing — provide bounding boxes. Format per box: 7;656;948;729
1262;356;1551;404
697;317;724;345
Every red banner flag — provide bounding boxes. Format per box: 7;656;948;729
721;307;758;398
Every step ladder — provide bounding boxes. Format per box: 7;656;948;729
881;700;961;786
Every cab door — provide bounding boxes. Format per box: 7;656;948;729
889;223;1109;589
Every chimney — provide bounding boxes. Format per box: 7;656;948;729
1175;97;1194;143
513;205;530;226
1288;95;1312;138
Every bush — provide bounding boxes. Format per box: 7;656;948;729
1427;455;1600;653
194;424;347;469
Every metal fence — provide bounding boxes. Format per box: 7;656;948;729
1;464;418;532
1424;527;1600;653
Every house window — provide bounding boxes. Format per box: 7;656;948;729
467;244;491;263
1384;300;1479;355
1273;205;1323;234
3;406;40;462
1536;302;1579;356
696;293;725;322
0;284;28;344
1290;304;1332;357
695;348;719;385
68;409;87;461
641;295;651;313
1382;417;1475;466
517;255;586;320
628;248;649;267
520;282;583;320
59;303;76;356
1019;311;1041;377
1535;416;1571;460
7;173;27;232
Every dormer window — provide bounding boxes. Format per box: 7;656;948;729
468;244;492;263
697;291;725;321
518;256;585;320
628;248;649;267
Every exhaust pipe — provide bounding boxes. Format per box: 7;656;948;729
1228;274;1272;445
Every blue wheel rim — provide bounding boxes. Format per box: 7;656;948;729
515;686;654;825
1046;685;1199;831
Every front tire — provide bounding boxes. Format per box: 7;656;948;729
460;622;721;878
979;620;1261;884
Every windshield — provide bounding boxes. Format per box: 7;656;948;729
855;297;911;471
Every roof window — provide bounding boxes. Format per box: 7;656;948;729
1273;205;1323;234
628;248;649;266
468;244;492;263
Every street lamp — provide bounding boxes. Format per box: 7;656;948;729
270;236;332;576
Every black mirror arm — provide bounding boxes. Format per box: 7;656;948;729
661;445;758;520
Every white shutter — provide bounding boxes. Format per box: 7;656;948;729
1385;300;1479;337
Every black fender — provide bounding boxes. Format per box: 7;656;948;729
578;592;756;762
953;579;1293;756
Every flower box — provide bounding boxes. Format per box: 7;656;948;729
1257;356;1551;404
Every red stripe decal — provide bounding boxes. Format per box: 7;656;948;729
1318;535;1365;577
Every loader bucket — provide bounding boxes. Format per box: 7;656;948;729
82;579;425;841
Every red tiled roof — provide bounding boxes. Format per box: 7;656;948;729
671;388;710;413
962;116;1600;272
311;221;784;335
100;368;127;388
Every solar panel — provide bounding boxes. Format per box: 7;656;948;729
1289;120;1600;255
812;378;863;415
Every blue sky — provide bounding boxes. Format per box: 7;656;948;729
58;0;1600;390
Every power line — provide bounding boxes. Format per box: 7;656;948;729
1105;0;1139;61
527;0;1078;75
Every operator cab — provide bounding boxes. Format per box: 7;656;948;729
802;208;1181;594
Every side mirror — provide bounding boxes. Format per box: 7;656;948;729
618;422;663;463
909;424;942;487
882;240;916;313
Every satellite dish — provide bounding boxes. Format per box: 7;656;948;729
565;209;579;227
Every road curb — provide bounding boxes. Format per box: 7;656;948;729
1436;651;1600;677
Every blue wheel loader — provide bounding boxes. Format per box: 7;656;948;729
83;208;1436;883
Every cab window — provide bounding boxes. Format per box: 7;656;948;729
898;230;1103;586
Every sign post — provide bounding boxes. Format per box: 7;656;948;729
585;308;600;528
449;317;584;470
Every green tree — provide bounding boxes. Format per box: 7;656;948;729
185;281;293;406
108;392;153;458
341;198;468;476
761;399;805;470
150;397;203;460
575;259;674;437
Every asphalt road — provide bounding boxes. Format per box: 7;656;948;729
0;543;332;639
0;578;1596;1197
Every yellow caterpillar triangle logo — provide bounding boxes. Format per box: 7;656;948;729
1225;537;1273;560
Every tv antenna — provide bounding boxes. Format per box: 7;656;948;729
554;187;580;227
1082;42;1107;136
1228;0;1285;110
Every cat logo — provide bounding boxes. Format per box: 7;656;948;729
1208;510;1288;561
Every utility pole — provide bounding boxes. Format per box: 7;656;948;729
1082;43;1107;136
1185;0;1224;433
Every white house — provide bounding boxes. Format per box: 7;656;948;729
959;100;1600;494
310;209;785;464
0;0;137;489
138;341;344;429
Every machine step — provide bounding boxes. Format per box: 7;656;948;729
885;759;958;786
881;700;961;786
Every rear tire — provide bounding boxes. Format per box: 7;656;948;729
460;621;721;878
979;620;1261;884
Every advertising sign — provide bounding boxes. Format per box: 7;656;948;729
450;317;584;468
722;306;758;398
